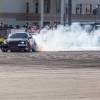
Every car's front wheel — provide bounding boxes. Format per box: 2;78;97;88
1;48;8;52
25;43;31;52
1;44;8;52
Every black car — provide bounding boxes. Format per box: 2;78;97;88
1;32;37;52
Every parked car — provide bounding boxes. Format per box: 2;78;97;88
1;32;37;52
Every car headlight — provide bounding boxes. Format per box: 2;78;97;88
20;41;25;44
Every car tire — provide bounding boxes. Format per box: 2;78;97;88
32;42;37;52
25;43;31;52
32;47;36;52
1;48;8;52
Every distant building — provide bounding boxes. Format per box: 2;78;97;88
0;0;100;26
71;0;100;23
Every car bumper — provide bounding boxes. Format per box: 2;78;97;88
8;45;28;51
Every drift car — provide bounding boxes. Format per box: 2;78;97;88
1;32;37;52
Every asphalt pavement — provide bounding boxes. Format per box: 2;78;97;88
0;51;100;100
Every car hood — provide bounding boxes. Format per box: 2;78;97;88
7;38;28;42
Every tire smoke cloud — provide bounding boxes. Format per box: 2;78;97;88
33;23;100;51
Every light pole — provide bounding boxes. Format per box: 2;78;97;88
40;0;44;28
68;0;72;26
61;0;65;25
26;1;29;27
95;5;99;24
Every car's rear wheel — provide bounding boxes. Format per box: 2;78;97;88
32;48;36;52
32;42;37;52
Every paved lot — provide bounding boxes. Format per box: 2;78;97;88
0;51;100;100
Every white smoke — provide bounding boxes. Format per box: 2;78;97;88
33;23;100;51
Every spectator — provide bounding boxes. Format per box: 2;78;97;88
15;25;20;29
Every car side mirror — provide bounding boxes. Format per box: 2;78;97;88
28;36;32;39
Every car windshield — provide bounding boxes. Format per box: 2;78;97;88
9;33;28;38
